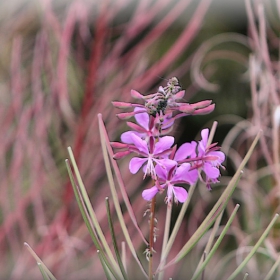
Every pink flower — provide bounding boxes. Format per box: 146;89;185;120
142;159;198;203
196;129;225;189
128;134;174;179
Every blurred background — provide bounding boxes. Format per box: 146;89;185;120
1;0;280;279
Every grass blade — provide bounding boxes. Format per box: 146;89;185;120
227;213;279;280
98;114;148;277
98;113;148;245
97;250;113;280
264;253;280;280
38;263;51;280
192;208;224;278
24;242;57;280
105;197;129;280
190;204;240;280
66;149;122;279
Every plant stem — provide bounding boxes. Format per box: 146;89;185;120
158;201;172;280
149;196;156;280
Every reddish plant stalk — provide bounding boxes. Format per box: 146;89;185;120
149;196;156;280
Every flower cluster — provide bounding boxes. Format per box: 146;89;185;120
111;78;225;204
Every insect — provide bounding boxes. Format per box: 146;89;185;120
145;77;182;117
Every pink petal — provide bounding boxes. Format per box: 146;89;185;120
208;151;225;164
154;136;174;154
203;162;220;179
129;157;147;174
161;114;174;129
172;163;198;185
173;186;188;203
174;141;197;161
142;186;159;201
130;133;148;154
201;129;209;147
121;131;140;144
134;107;149;130
155;159;177;180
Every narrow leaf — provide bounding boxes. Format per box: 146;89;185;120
191;204;240;280
38;263;51;280
264;253;280;280
105;197;129;280
24;243;57;280
227;213;279;280
66;149;122;278
97;250;113;280
98;114;148;277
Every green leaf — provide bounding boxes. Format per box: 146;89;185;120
105;197;129;280
66;150;122;279
98;114;148;277
227;213;279;280
191;204;240;280
24;242;57;280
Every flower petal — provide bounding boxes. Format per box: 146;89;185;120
173;186;188;203
203;162;220;179
134;107;149;130
161;114;174;129
154;136;174;154
121;131;139;144
130;133;149;154
201;128;209;148
155;159;177;180
142;186;159;201
172;163;198;184
174;141;197;161
129;157;147;174
208;151;225;164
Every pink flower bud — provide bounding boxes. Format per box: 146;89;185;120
110;142;128;148
113;151;131;159
112;101;132;108
193;104;215;115
117;111;138;120
178;104;195;114
131;89;144;99
191;100;213;109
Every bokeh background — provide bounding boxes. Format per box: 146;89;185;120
1;0;280;279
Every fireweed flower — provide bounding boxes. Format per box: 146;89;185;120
195;128;225;190
111;77;225;202
128;134;175;179
142;159;198;203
